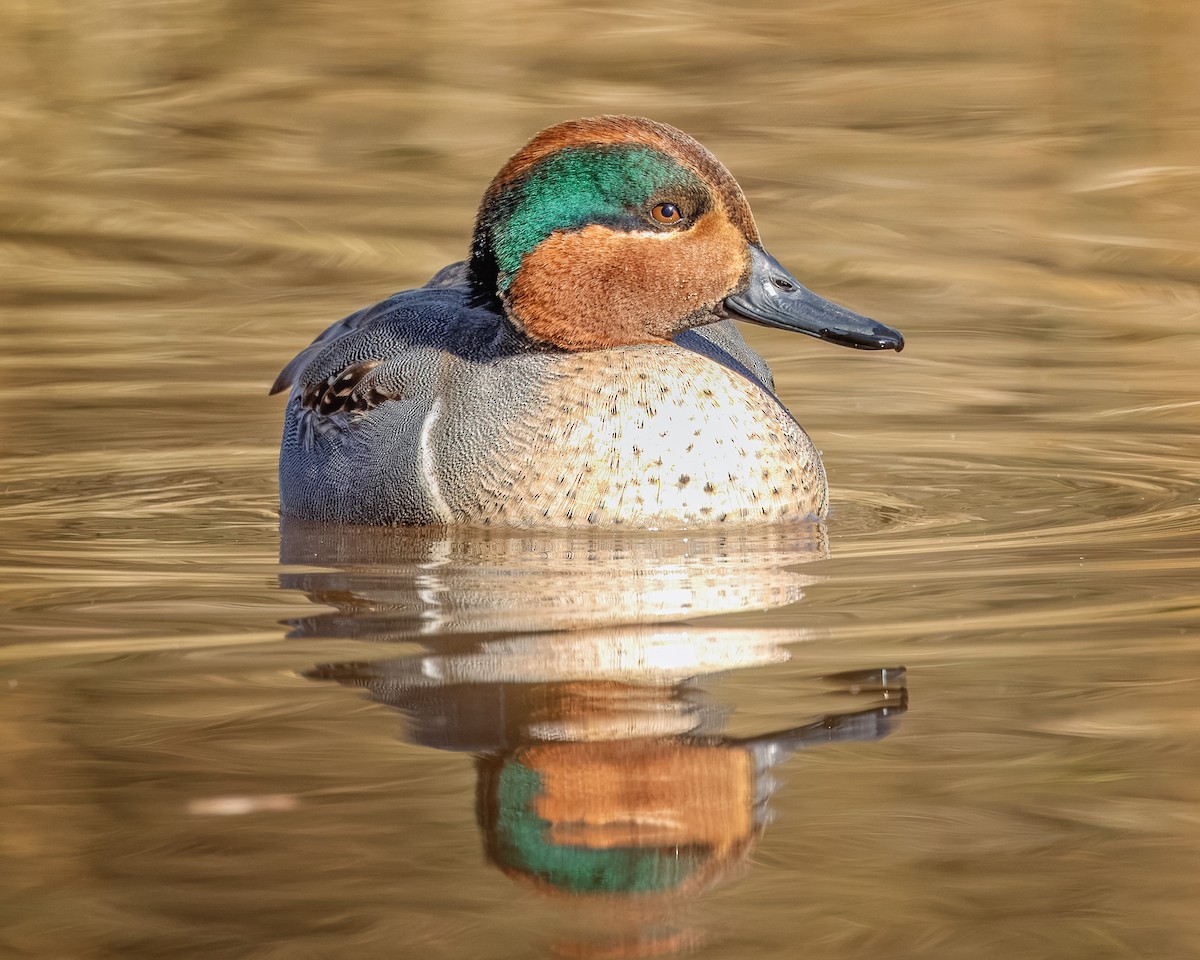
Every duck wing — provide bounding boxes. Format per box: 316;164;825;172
270;261;475;397
676;320;777;395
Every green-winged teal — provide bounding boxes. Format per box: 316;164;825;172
273;116;903;528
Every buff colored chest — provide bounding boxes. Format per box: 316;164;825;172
454;344;826;528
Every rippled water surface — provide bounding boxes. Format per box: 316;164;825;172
3;2;1200;957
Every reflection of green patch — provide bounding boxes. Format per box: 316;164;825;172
495;760;701;894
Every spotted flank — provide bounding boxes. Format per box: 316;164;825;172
300;360;393;417
273;116;904;528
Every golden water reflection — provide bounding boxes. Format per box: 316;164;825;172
285;523;905;956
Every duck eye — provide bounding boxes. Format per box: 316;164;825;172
650;202;683;224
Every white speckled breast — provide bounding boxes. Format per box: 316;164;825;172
462;344;826;528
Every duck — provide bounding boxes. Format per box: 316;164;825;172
272;116;903;529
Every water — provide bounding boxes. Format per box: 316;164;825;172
3;1;1200;957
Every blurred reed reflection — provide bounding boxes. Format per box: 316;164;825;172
280;520;906;957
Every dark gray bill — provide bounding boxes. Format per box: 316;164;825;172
724;245;904;352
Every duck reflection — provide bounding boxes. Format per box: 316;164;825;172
476;674;903;901
280;519;907;958
279;518;829;636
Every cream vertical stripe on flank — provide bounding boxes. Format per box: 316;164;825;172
419;399;454;521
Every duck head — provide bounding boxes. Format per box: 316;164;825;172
470;115;904;353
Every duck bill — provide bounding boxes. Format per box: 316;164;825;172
723;245;904;352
